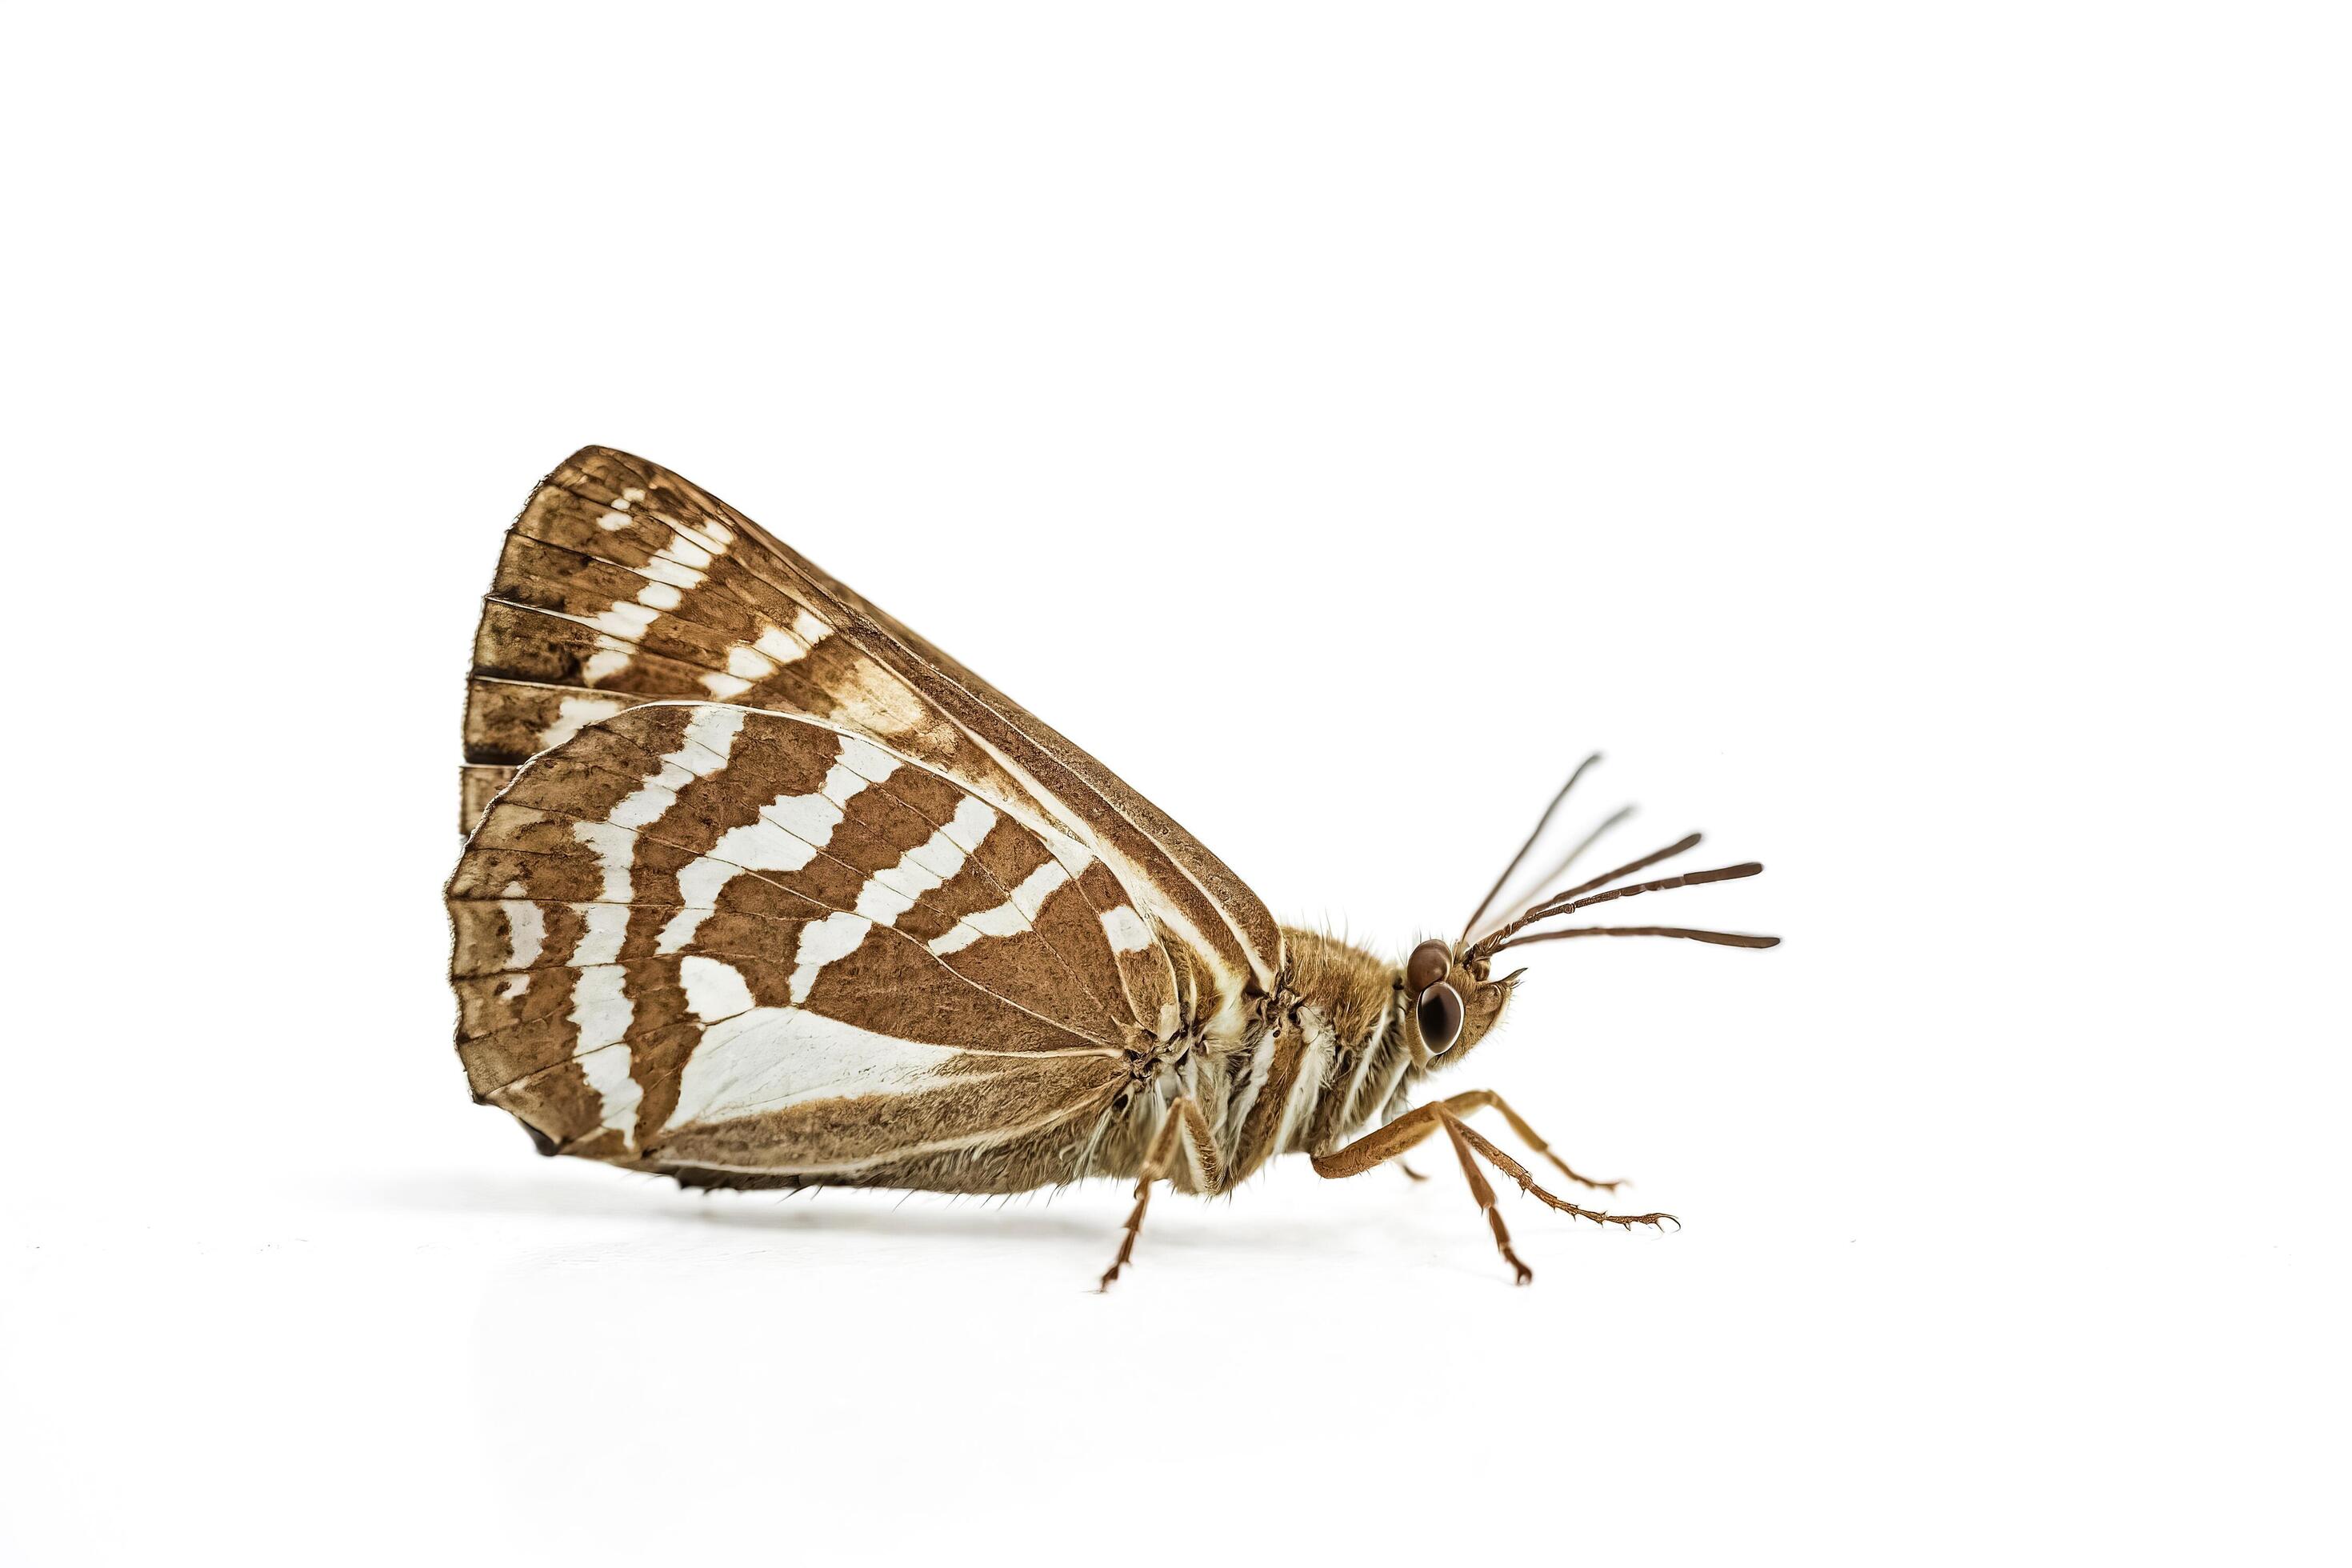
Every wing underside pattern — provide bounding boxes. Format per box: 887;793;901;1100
447;703;1142;1182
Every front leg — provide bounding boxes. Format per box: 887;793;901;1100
1430;1088;1625;1192
1098;1095;1222;1291
1311;1096;1675;1284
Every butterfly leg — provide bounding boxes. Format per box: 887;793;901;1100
1098;1095;1222;1292
1442;1112;1678;1236
1312;1101;1675;1284
1430;1088;1624;1192
1310;1102;1534;1281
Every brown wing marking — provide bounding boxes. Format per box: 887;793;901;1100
501;703;1144;1044
446;703;1142;1174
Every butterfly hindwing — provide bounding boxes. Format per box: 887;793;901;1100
446;702;1142;1185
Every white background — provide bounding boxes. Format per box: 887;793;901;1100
4;6;2345;1565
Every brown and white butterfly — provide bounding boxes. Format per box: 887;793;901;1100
446;447;1778;1286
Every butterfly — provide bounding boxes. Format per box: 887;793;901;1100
446;447;1778;1286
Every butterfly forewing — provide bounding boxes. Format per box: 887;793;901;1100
458;447;1282;1026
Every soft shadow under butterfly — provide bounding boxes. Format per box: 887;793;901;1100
448;448;1778;1286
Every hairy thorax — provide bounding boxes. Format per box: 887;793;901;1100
1078;927;1421;1193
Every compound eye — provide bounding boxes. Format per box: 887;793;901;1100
1406;939;1451;994
1416;981;1465;1055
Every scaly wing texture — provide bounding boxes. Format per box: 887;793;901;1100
461;446;1282;1035
447;702;1147;1190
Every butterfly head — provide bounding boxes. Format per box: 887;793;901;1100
1408;754;1781;1070
1401;938;1519;1066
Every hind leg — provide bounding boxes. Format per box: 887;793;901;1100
1098;1095;1222;1291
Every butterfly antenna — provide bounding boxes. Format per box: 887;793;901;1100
1486;860;1768;945
1470;802;1637;943
1526;861;1762;920
1487;925;1782;953
1459;753;1603;944
1467;833;1714;958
